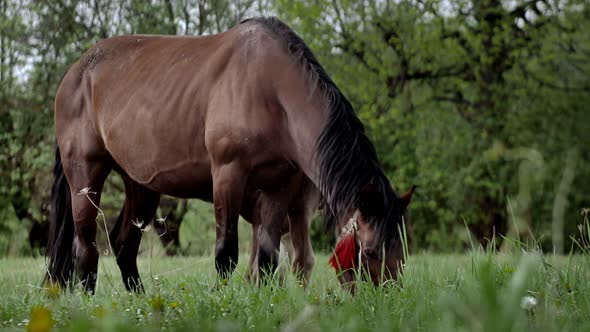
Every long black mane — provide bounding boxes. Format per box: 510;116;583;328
243;17;406;246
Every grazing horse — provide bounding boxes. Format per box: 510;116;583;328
46;16;414;293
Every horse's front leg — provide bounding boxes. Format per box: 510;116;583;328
287;210;315;287
287;178;319;286
211;161;248;280
246;223;260;283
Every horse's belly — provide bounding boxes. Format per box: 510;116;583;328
139;162;213;200
109;143;213;200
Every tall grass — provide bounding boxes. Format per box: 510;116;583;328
0;249;588;331
0;210;588;331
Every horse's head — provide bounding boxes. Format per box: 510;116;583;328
330;184;416;289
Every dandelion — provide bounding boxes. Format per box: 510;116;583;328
93;305;106;319
131;219;144;229
44;283;60;300
131;219;152;232
78;187;114;256
156;216;168;237
26;306;53;332
169;302;178;309
77;187;96;196
520;295;537;310
149;295;165;312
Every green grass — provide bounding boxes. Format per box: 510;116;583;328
0;252;589;331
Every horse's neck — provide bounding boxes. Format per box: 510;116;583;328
276;74;329;187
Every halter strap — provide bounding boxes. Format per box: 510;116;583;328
338;210;360;242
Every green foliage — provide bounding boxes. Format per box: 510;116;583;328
275;0;590;252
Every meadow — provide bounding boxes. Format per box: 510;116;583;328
0;251;588;332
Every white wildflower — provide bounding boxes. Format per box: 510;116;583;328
156;216;168;237
77;187;96;196
131;219;144;229
131;219;152;232
520;295;537;310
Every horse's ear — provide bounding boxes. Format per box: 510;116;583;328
359;181;384;217
400;185;416;208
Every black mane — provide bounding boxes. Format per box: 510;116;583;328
242;17;405;246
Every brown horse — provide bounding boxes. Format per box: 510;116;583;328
46;17;414;293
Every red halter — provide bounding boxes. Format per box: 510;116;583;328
329;211;360;271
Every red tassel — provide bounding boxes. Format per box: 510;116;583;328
329;234;358;271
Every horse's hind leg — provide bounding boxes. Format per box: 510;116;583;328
63;158;111;293
110;176;160;292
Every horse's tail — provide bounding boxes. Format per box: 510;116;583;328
44;145;75;288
